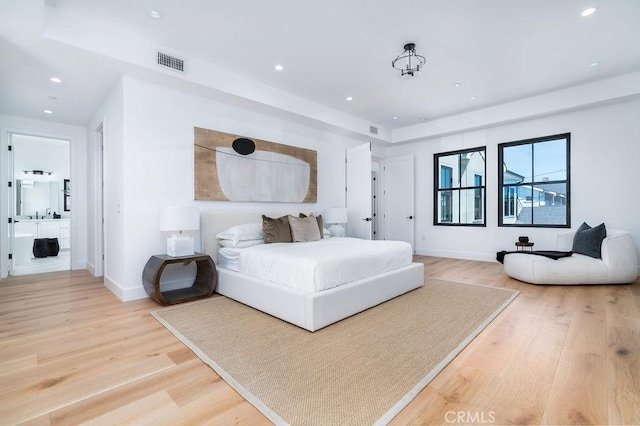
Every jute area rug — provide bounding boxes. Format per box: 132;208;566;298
152;278;518;426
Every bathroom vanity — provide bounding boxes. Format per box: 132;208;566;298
14;219;70;264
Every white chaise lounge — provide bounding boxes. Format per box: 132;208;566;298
503;229;638;285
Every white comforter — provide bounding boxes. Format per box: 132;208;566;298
238;237;413;292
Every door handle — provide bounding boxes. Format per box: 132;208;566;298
406;216;414;219
362;217;372;222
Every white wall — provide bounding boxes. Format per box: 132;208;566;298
386;98;640;264
0;114;87;278
90;76;365;301
87;78;124;282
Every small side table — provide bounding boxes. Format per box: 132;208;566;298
142;253;217;306
515;242;534;251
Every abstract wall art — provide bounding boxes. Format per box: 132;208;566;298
194;127;317;203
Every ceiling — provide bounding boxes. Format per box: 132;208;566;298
1;0;640;134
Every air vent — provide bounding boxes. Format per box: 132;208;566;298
369;125;378;135
157;52;184;72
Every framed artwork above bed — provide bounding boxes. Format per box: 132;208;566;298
194;127;317;203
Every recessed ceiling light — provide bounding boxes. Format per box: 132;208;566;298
346;96;353;101
50;77;62;83
274;64;284;71
470;96;477;100
393;116;398;120
581;7;596;17
43;110;53;114
148;10;161;18
454;83;462;88
48;95;57;100
589;62;601;68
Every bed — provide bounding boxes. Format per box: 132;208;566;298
202;209;424;331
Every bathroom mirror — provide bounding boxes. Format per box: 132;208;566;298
16;180;59;217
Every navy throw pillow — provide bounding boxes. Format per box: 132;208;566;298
572;222;606;258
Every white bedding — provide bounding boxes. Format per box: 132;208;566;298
236;237;412;292
218;247;242;271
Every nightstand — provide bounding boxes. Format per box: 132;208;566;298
142;253;217;306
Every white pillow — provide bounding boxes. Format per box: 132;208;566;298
216;223;263;246
218;238;264;248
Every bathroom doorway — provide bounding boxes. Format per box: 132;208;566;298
9;133;71;276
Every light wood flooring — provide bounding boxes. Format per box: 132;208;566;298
0;257;638;425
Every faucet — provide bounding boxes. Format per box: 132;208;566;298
46;208;51;217
36;211;38;219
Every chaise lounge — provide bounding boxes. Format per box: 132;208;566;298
503;228;638;285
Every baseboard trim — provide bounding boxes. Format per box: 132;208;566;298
104;275;148;302
414;247;497;263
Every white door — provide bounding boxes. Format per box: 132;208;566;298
383;154;415;249
346;143;372;239
7;134;15;276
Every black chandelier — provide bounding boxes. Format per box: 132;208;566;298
391;43;426;78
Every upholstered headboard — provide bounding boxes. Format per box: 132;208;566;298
201;209;319;262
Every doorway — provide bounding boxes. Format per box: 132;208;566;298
9;133;71;276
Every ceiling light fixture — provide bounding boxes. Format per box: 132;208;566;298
581;7;596;17
43;110;53;114
148;10;161;18
589;62;600;68
393;116;398;120
274;64;283;71
50;77;61;83
454;82;462;88
346;96;353;101
392;43;426;79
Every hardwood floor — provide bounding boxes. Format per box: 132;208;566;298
0;258;638;425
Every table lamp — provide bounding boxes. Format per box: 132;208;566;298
159;206;200;257
323;207;348;237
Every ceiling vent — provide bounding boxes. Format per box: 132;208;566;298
157;52;184;72
369;125;379;135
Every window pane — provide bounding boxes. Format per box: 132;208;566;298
503;144;532;183
534;139;566;182
438;155;459;188
460;151;484;187
438;190;453;222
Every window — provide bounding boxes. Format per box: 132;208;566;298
498;133;570;227
434;147;486;226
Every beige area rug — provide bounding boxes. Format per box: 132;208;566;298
152;278;518;426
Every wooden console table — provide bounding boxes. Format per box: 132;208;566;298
142;253;217;306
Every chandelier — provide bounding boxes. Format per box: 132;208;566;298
391;43;426;78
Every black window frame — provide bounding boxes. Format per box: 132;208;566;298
498;133;571;228
433;146;486;227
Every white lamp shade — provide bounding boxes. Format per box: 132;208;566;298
323;207;348;224
159;206;200;232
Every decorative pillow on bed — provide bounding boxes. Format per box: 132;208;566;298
218;238;264;248
299;213;324;238
288;214;322;242
216;223;263;246
262;215;293;243
572;222;606;258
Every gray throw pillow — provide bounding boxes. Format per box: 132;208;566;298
299;213;324;239
288;214;321;242
572;222;606;258
262;215;293;244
